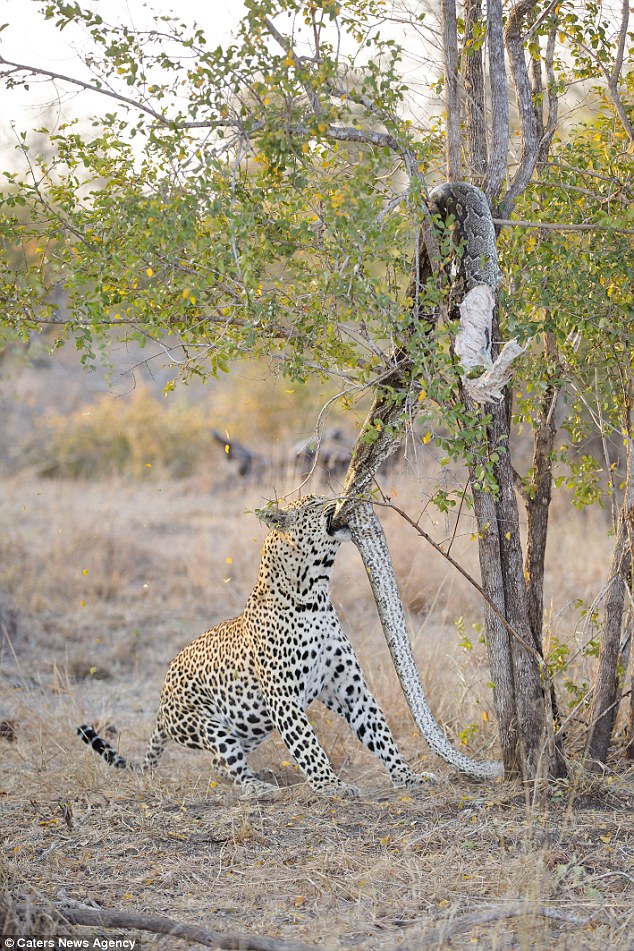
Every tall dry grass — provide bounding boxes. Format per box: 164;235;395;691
1;346;633;949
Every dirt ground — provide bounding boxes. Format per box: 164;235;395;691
2;471;634;951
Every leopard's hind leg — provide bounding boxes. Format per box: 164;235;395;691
166;711;279;797
141;725;170;771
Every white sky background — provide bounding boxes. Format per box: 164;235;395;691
0;0;616;175
0;0;247;150
1;0;445;158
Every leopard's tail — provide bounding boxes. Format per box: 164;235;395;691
77;724;131;770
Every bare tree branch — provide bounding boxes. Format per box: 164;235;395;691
440;0;462;179
562;2;634;146
11;902;323;951
374;495;546;666
462;0;487;184
0;54;175;126
538;21;559;164
501;1;541;214
483;0;508;200
397;901;599;951
611;0;630;88
493;218;634;234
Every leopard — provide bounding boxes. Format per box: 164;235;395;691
78;495;429;798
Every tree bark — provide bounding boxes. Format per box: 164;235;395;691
522;332;559;648
441;0;462;180
501;1;542;214
483;0;508;200
490;393;547;778
521;333;567;777
470;484;521;776
585;436;634;767
463;0;487;184
625;611;634;760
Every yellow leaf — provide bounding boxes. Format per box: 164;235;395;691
82;568;89;576
418;389;427;401
146;267;154;277
600;833;612;843
505;531;511;540
482;710;489;722
122;893;134;900
423;432;432;444
224;444;230;454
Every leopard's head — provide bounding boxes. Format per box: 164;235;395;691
258;496;351;545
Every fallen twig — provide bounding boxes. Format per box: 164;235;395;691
12;902;325;951
395;900;598;949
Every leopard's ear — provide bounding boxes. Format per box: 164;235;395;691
256;506;293;531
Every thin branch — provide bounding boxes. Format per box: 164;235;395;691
538;20;559;164
562;17;634;145
445;479;470;559
493;217;634;235
262;16;323;116
296;123;400;151
374;495;546;666
397;901;599;951
525;0;560;39
611;0;630;89
0;55;173;125
11;903;323;951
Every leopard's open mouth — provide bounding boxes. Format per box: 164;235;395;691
326;503;348;538
325;506;337;536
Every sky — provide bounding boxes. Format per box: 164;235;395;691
0;0;246;141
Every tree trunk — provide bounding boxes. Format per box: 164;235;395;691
524;334;559;650
441;0;462;180
521;333;567;777
585;436;634;767
467;379;547;781
462;0;487;184
625;612;634;759
492;398;547;779
470;484;520;776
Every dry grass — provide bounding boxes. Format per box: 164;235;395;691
1;466;634;950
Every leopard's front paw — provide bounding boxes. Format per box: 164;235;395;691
315;780;360;799
239;779;281;799
391;766;437;787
